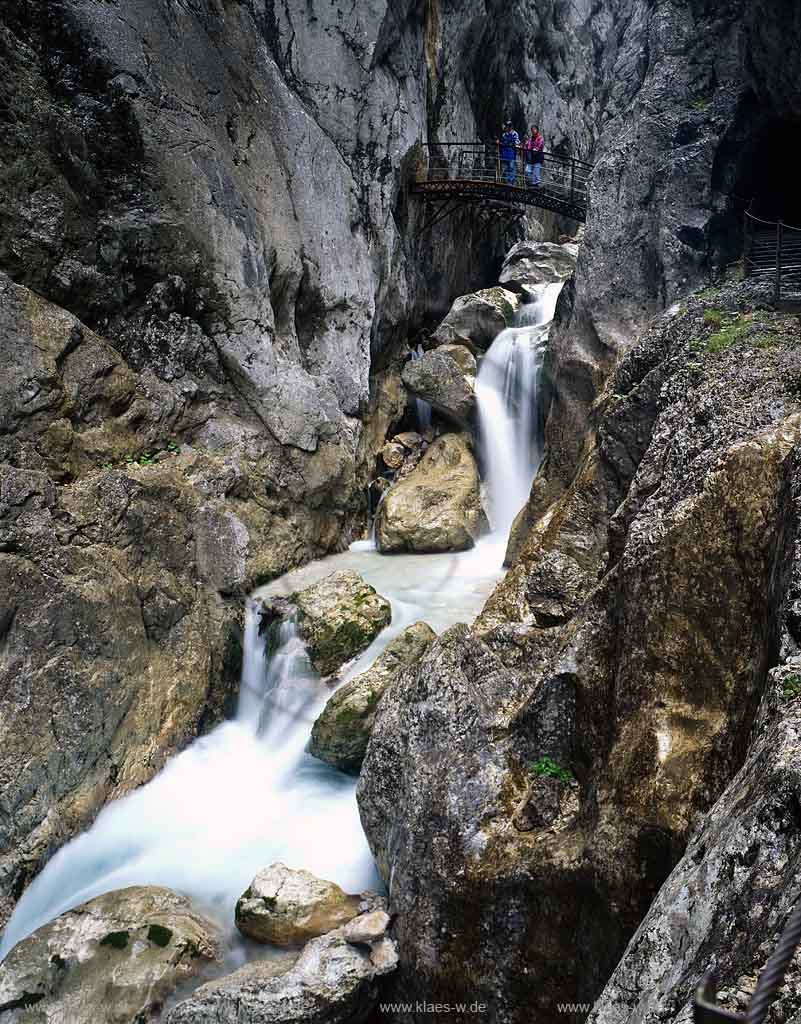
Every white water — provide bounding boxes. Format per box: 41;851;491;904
0;542;507;960
0;279;562;964
475;282;561;537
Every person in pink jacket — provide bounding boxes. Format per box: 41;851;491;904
524;126;545;186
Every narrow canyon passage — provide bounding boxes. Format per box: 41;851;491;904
0;286;563;966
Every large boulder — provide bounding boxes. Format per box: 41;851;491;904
167;925;398;1024
430;287;520;352
235;863;363;946
292;571;392;677
499;240;578;293
0;886;219;1024
401;349;475;428
309;622;437;773
374;435;485;554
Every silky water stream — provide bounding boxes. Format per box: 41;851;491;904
0;282;562;962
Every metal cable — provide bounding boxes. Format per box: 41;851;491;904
745;901;801;1024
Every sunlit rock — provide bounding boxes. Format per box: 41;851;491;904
0;886;219;1024
235;863;362;947
375;435;485;554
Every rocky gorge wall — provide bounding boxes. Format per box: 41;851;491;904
356;3;801;1023
0;0;640;931
4;1;801;1021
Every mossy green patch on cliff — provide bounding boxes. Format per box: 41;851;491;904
147;924;173;947
529;756;574;782
99;930;129;950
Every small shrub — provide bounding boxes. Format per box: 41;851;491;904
99;930;129;950
703;308;723;328
529;756;574;782
782;674;801;701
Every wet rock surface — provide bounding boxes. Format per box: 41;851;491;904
310;622;437;773
401;349;476;428
430;287;520;353
0;886;219;1024
499;240;579;294
375;434;485;554
292;571;392;677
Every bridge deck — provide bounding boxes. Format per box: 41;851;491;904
411;142;592;226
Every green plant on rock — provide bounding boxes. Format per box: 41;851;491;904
782;673;801;701
529;756;574;782
703;308;723;328
707;319;751;353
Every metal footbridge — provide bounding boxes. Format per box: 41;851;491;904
411;142;593;232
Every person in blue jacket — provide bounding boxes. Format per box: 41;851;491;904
498;120;520;185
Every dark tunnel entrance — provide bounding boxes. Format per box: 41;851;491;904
711;109;801;274
741;119;801;225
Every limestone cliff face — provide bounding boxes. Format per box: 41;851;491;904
518;0;801;552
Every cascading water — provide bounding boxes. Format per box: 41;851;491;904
475;282;562;538
0;602;379;960
410;344;433;432
0;545;505;960
1;275;563;965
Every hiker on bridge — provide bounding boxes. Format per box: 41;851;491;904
524;125;545;187
498;120;520;185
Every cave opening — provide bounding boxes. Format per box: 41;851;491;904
738;117;801;225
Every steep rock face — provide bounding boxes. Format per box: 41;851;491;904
587;445;801;1023
0;886;219;1024
358;281;801;1021
529;2;801;549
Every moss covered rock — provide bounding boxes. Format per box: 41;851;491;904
430;286;519;352
293;571;392;677
0;886;219;1024
309;622;437;773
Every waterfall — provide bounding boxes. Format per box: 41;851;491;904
410;344;432;432
0;601;378;961
475;282;562;539
0;280;561;966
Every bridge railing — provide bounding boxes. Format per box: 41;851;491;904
414;142;593;209
744;207;801;304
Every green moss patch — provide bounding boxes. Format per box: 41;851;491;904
147;924;173;947
99;930;129;950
